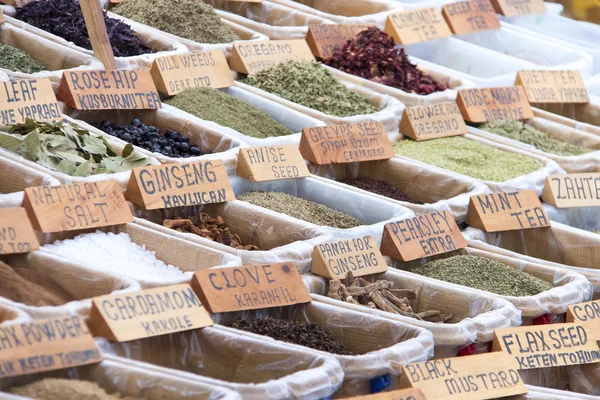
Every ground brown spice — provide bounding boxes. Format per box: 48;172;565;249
11;379;139;400
340;178;416;203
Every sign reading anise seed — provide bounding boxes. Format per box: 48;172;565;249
236;144;310;182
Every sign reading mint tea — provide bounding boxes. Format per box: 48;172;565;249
0;78;60;125
457;86;534;123
306;24;372;59
515;70;589;104
236;144;310;182
541;173;600;208
0;208;39;255
385;7;453;45
229;40;315;75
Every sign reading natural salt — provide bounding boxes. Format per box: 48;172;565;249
567;300;600;343
515;70;589;104
191;263;311;313
22;180;133;233
491;0;546;17
385;7;453;45
466;190;550;232
306;24;372;59
541;173;600;208
442;0;501;34
400;101;468;141
125;160;235;210
229;40;315;75
0;78;60;125
0;208;40;255
457;87;534;123
236;144;310;182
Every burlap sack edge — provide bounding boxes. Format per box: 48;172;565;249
0;155;62;193
523;384;600;400
532;107;600;136
0;302;34;326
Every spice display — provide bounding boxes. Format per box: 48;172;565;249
15;0;152;57
164;88;293;139
0;120;152;177
479;119;592;156
113;0;238;44
411;255;554;297
240;61;379;117
229;317;353;355
163;214;260;250
393;136;543;182
93;119;211;158
238;191;362;229
42;232;184;282
11;379;138;400
325;28;448;95
328;271;452;323
0;43;47;73
340;178;416;203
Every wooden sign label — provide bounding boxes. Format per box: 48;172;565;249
150;51;234;96
22;180;133;233
442;0;501;35
457;87;534;123
541;173;600;208
300;122;394;165
385;8;453;45
306;24;372;59
567;300;600;343
0;208;40;255
191;262;312;313
229;40;315;75
466;190;550;232
346;388;426;400
89;284;213;342
515;70;589;104
493;323;600;369
491;0;546;17
311;236;388;280
0;315;102;378
236;144;310;182
1;0;35;7
0;9;5;24
58;70;161;110
400;102;468;141
400;352;527;400
125;160;235;210
380;210;467;262
0;79;60;125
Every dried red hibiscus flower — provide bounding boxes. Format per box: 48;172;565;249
324;27;448;95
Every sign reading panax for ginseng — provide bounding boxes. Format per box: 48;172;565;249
457;87;534;123
541;173;600;208
515;70;589;104
0;78;60;125
385;7;453;45
306;24;372;59
400;101;468;141
229;40;315;75
236;144;310;182
442;0;501;34
0;208;39;255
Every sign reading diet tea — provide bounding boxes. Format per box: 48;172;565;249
515;70;589;104
300;122;394;164
0;78;60;125
567;300;600;343
457;86;534;123
236;144;310;182
23;180;133;233
0;208;40;255
0;315;102;378
491;0;546;17
191;263;311;313
126;160;235;210
466;190;550;232
385;7;453;45
442;0;501;35
89;284;213;342
399;352;527;400
400;101;468;141
229;40;315;75
381;210;467;262
58;70;161;110
541;173;600;208
306;24;372;59
150;51;234;96
311;236;388;280
493;323;600;369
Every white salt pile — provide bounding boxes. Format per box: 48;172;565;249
42;231;184;281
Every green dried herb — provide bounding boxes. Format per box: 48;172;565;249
165;88;293;139
240;61;379;117
0;119;152;176
113;0;238;44
0;43;47;74
393;136;543;182
479;119;592;157
410;255;554;297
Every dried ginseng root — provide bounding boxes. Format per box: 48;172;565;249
163;214;260;251
327;272;452;323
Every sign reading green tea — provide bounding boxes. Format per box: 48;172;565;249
567;300;600;344
58;70;161;110
541;173;600;208
400;101;468;141
493;323;600;369
385;7;453;45
229;40;315;75
442;0;501;35
0;78;60;125
457;86;534;123
515;70;589;104
306;24;372;59
236;144;310;182
491;0;546;17
0;208;40;255
125;160;235;210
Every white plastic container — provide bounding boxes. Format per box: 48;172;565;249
586;73;600;97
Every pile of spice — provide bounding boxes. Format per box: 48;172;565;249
93;119;210;158
163;214;260;250
410;255;554;297
42;231;184;282
340;178;415;202
0;120;152;177
240;61;379;117
11;379;138;400
15;0;152;57
113;0;238;44
393;136;543;182
229;317;352;355
164;88;293;139
238;191;362;229
0;43;47;73
325;28;448;95
479;119;592;156
328;271;451;323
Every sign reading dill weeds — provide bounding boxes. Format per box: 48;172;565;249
125;160;235;210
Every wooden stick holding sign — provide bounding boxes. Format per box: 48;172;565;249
78;0;116;70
